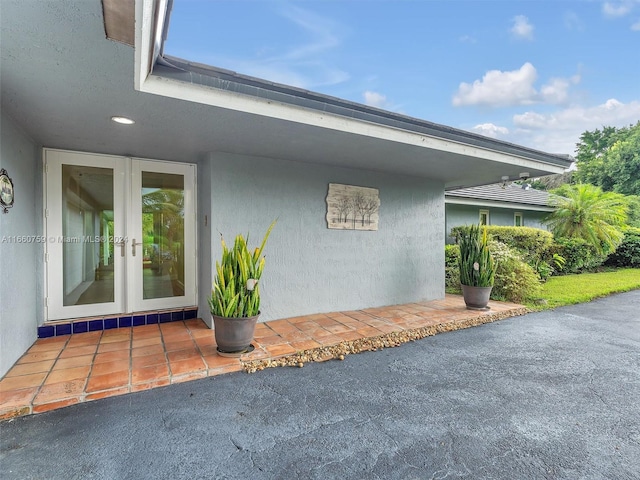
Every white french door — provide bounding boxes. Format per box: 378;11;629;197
129;159;196;312
44;149;196;321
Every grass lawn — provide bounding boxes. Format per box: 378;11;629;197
527;268;640;310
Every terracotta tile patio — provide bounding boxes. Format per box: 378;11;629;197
0;295;527;420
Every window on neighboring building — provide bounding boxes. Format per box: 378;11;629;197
479;209;489;225
514;212;523;227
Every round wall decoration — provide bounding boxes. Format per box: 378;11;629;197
0;168;14;213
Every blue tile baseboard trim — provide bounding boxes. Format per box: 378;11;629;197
37;307;199;338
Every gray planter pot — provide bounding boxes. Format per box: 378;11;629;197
212;313;260;355
461;284;493;310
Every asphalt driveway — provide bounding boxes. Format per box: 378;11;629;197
2;290;639;479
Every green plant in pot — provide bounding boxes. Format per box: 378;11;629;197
458;224;496;310
209;221;276;356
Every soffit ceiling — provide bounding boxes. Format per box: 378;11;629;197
1;0;565;188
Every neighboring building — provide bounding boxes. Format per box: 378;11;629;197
0;0;572;376
445;183;554;243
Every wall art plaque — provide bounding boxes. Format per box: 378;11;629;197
326;183;379;231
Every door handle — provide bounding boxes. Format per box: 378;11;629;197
132;239;143;256
114;239;127;257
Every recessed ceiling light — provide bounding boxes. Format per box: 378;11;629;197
111;116;135;125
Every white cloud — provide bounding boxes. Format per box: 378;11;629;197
509;98;640;154
459;35;477;44
512;98;640;129
510;15;534;40
363;91;389;108
280;6;341;61
539;74;581;104
632;19;640;30
471;123;510;139
602;1;636;17
512;111;547;129
564;11;585;31
540;79;570;104
453;63;538;107
453;63;580;108
199;5;349;90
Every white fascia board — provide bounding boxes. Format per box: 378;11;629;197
135;0;171;90
134;0;157;90
141;75;567;176
134;0;566;176
445;196;555;212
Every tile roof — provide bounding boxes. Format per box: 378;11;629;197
446;183;551;207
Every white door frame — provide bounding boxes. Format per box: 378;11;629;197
129;158;197;312
44;149;197;321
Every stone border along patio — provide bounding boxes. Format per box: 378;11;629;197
0;297;528;420
241;307;529;372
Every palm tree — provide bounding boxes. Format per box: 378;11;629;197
545;184;628;254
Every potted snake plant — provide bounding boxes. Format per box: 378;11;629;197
208;221;276;356
458;224;495;310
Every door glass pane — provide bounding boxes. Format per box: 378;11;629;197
62;165;114;306
142;172;185;299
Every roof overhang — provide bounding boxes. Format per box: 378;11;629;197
445;196;555;212
133;0;569;188
1;0;572;189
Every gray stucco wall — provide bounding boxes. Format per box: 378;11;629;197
445;203;550;243
0;112;42;377
203;152;444;322
197;158;213;326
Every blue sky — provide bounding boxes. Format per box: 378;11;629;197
165;0;640;156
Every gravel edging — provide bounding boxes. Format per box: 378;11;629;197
241;307;530;373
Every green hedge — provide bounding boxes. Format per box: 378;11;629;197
450;225;556;279
445;244;460;267
445;244;460;289
485;226;554;259
606;227;640;268
489;241;541;303
444;241;542;303
451;226;554;259
552;238;607;273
